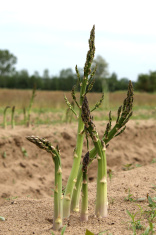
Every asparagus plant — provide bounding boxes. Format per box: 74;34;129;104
26;25;134;230
71;80;133;213
3;106;10;129
81;96;108;217
11;106;15;129
26;136;62;230
26;85;36;127
62;25;96;219
80;151;90;221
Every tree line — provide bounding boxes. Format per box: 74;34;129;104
0;50;156;92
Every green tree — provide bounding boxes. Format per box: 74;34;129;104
135;71;156;92
107;72;118;91
0;50;17;76
34;71;40;78
135;74;150;92
43;69;50;79
16;69;30;88
92;55;109;79
149;71;156;92
59;68;74;78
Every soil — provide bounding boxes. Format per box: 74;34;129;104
0;120;156;235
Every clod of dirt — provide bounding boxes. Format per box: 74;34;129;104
14;136;23;147
61;132;72;140
1;193;10;199
19;162;26;168
0;140;6;147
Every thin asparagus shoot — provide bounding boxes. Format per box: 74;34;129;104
3;106;10;129
27;85;36;127
26;136;62;230
81;151;90;221
82;96;108;217
11;106;15;129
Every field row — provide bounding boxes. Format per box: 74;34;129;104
0;89;156;126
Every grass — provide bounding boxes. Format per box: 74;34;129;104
125;192;156;235
0;85;155;128
0;92;155;127
124;189;136;202
0;89;156;109
0;101;155;127
21;147;28;157
51;225;67;235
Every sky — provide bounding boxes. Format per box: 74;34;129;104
1;0;156;81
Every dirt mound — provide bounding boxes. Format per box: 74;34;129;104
0;120;156;234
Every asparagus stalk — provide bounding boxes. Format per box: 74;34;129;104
80;151;90;221
63;25;95;219
95;141;107;217
26;136;62;230
81;96;108;217
3;106;10;129
71;165;82;212
71;81;134;211
27;85;36;127
11;106;15;129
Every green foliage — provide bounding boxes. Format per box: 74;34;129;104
122;163;134;171
151;185;156;191
0;49;132;92
5;196;18;200
145;195;156;223
135;71;156;92
0;216;5;221
21;147;28;157
151;158;156;164
124;189;136;202
2;151;6;159
125;194;156;235
0;49;17;76
51;225;67;235
141;222;154;235
126;209;144;234
85;229;95;235
91;55;109;79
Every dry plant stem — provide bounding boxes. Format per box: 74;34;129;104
63;25;95;219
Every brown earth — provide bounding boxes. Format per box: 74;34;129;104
0;120;156;235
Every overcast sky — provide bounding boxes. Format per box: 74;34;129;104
1;0;156;81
